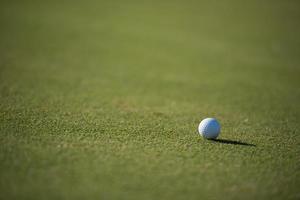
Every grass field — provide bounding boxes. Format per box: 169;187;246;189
1;0;300;199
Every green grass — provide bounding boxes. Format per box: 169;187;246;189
1;0;300;199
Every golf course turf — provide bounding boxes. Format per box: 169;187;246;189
0;0;299;199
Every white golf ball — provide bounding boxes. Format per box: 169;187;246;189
198;118;221;139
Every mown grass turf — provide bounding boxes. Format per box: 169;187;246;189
0;0;300;199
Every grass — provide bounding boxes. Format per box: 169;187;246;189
0;0;300;199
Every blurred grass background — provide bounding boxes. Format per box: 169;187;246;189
0;0;300;199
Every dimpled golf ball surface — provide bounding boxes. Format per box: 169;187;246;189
198;118;221;139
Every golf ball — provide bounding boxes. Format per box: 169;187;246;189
198;118;221;139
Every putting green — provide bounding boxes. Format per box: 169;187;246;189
1;0;299;199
